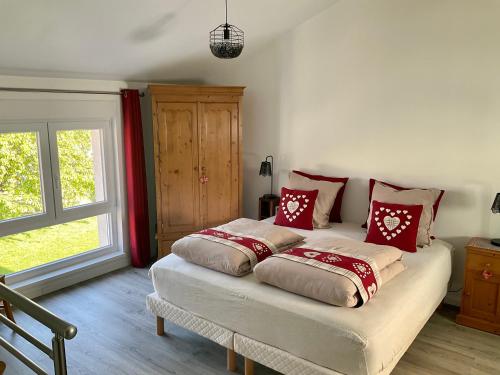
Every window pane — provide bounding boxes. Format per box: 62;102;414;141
57;129;106;209
0;214;111;275
0;131;44;221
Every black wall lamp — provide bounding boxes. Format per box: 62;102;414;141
491;193;500;246
259;155;276;199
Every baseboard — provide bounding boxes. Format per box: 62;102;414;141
10;252;130;299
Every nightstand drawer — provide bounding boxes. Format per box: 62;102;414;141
467;252;500;274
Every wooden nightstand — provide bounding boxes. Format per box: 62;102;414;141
456;238;500;335
258;196;280;220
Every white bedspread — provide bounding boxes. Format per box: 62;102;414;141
149;221;452;375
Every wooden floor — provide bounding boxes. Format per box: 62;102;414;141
1;267;499;375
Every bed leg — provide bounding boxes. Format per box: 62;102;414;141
156;316;165;336
227;348;237;372
244;357;254;375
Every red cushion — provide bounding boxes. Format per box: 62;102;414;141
362;178;445;228
274;187;318;230
292;170;348;223
365;201;423;253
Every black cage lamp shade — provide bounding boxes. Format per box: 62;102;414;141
209;0;244;59
259;155;275;198
491;193;500;246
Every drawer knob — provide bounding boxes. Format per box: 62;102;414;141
482;269;493;280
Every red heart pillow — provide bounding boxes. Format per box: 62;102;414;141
274;187;318;230
365;200;423;252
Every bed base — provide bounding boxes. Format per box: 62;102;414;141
147;292;447;375
147;293;345;375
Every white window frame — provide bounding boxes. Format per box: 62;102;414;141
0;119;122;284
0;123;55;235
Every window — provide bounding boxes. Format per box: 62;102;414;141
0;121;120;277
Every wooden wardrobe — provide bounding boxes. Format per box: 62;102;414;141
149;85;245;258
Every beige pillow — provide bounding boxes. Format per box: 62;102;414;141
368;181;437;246
288;172;343;228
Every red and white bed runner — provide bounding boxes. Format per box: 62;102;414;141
188;229;278;269
273;246;382;304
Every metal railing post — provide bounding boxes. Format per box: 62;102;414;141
52;334;67;375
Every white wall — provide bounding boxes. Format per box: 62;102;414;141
206;0;500;305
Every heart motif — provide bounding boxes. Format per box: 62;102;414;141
383;216;400;231
325;254;342;263
353;262;372;278
304;251;321;258
367;283;377;297
374;207;414;241
252;243;265;254
287;201;299;214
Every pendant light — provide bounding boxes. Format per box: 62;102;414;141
209;0;244;59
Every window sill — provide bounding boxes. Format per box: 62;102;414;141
9;251;130;299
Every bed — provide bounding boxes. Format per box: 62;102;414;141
147;220;453;375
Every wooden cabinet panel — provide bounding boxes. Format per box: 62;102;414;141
199;102;240;228
463;271;499;321
457;238;500;335
156;102;200;234
468;252;500;274
150;85;244;260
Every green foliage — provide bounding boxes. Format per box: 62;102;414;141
0;132;43;220
57;130;97;207
0;129;98;220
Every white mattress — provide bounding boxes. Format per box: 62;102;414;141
149;221;453;375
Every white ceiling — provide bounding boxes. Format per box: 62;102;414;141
0;0;335;81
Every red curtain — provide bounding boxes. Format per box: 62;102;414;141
121;89;151;267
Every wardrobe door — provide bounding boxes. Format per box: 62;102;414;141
155;102;201;237
199;102;240;228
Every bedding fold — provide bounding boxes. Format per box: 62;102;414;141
254;238;406;307
172;218;305;276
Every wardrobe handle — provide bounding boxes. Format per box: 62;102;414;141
482;269;493;280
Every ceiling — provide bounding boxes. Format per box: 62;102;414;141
0;0;335;81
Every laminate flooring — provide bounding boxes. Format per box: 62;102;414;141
1;267;499;374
